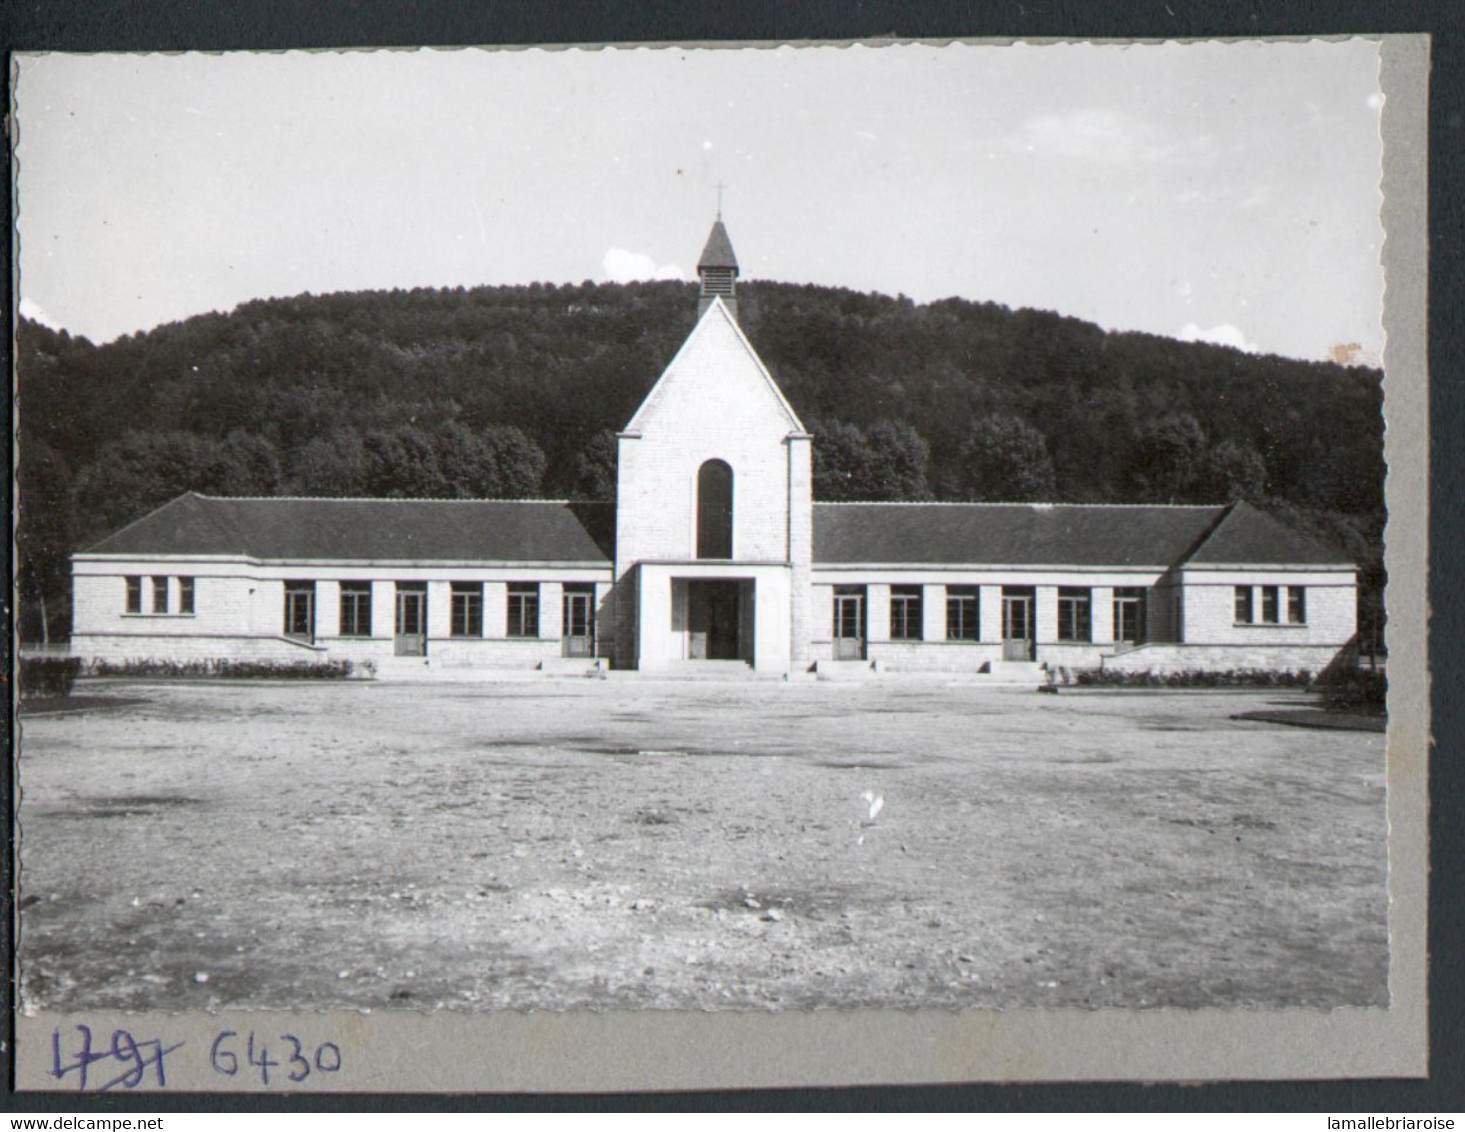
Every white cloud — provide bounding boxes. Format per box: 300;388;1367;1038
600;248;686;284
1178;321;1257;353
18;296;59;329
1012;108;1213;166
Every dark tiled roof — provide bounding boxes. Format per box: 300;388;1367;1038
83;494;615;563
1184;501;1352;566
813;501;1354;568
697;220;739;271
83;494;1350;571
813;502;1226;567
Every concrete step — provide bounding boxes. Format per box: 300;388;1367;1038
979;660;1050;684
814;659;883;680
538;657;607;674
652;660;759;680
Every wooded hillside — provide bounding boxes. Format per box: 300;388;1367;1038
15;279;1385;643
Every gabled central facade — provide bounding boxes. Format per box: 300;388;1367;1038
613;231;813;671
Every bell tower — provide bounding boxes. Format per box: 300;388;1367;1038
696;212;739;321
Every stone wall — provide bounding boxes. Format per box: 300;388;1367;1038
70;632;330;664
1180;572;1356;646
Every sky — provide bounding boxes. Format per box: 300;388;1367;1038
14;40;1385;363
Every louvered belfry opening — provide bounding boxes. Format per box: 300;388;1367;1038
701;267;735;296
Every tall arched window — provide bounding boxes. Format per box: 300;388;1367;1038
696;459;734;559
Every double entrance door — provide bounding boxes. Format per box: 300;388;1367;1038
688;580;743;661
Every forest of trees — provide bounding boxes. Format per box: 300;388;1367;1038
14;278;1385;644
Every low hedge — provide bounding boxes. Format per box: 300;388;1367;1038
87;658;357;680
1073;668;1314;689
1316;668;1387;713
19;656;83;699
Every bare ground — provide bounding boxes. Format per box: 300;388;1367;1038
16;678;1388;1012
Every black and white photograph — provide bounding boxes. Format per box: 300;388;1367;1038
10;37;1422;1089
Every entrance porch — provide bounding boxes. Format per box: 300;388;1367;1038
630;561;793;674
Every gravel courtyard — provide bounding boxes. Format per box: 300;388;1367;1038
17;677;1388;1013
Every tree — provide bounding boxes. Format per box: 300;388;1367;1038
811;419;874;501
862;420;931;501
811;418;930;501
362;426;446;498
571;429;617;501
1127;414;1209;503
433;421;500;498
16;436;76;643
73;431;220;538
952;414;1057;502
432;422;546;498
291;429;369;496
1194;439;1267;503
477;425;546;498
208;431;283;496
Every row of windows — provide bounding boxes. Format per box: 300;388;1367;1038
125;575;195;615
284;581;585;640
856;585;1148;644
1235;585;1306;625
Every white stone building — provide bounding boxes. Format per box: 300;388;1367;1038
70;221;1359;677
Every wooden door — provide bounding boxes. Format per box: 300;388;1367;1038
689;581;740;660
562;590;594;658
1002;593;1034;661
705;583;739;660
395;585;426;656
834;590;865;660
1113;589;1145;645
284;584;315;643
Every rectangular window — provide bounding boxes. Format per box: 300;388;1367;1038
507;583;540;638
945;586;979;641
125;576;142;613
179;577;195;615
451;582;484;637
339;582;372;637
1234;585;1254;624
1261;585;1280;624
1057;587;1092;642
1288;586;1306;624
890;585;922;641
151;576;169;614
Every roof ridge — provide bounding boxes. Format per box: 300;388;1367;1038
81;492;200;553
1175;500;1240;566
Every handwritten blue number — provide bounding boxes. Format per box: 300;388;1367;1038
246;1032;278;1085
282;1034;311;1083
51;1024;94;1091
210;1031;238;1076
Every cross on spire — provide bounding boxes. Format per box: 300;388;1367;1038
714;181;727;218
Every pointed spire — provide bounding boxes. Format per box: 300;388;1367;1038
697;220;739;272
697;217;739;320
